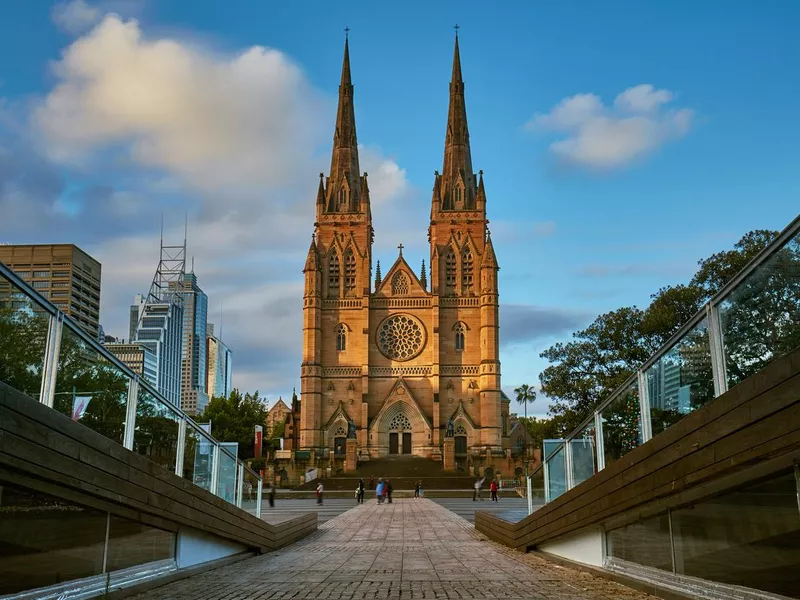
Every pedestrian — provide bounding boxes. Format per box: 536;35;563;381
490;479;499;502
358;478;365;504
268;482;276;508
414;480;419;499
386;479;393;504
316;481;324;505
369;475;375;490
376;478;385;504
473;477;485;501
418;481;424;498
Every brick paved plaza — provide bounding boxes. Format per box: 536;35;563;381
133;499;654;599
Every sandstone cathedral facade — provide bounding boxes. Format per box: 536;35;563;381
298;36;508;463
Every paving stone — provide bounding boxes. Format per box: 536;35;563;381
129;499;656;600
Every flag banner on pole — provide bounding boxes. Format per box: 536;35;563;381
254;425;263;458
72;396;92;420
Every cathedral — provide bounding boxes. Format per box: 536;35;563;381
299;35;508;464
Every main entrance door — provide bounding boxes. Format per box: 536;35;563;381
402;432;411;454
389;432;399;454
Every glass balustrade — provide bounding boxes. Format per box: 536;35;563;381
718;228;800;388
0;261;264;519
0;272;49;397
600;381;641;468
645;317;714;437
529;216;800;516
569;421;598;488
54;321;129;445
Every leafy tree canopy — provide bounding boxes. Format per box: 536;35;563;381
200;389;268;459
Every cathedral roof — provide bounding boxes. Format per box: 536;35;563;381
374;246;428;296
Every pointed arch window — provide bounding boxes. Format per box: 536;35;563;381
445;248;456;288
391;271;409;296
328;253;340;297
344;248;356;293
462;249;474;292
454;322;466;351
338;187;348;209
336;324;347;352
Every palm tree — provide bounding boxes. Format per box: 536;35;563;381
514;384;536;475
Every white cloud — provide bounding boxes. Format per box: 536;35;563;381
52;0;101;35
34;15;326;197
12;12;413;397
526;84;693;170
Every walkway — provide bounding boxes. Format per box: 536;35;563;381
133;499;654;599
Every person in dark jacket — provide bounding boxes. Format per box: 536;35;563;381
386;479;393;504
358;479;365;504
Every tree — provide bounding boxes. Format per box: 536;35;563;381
539;229;788;429
514;384;536;473
200;389;268;459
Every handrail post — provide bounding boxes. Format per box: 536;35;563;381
175;418;187;477
39;313;63;408
638;369;652;443
123;376;139;450
707;303;728;397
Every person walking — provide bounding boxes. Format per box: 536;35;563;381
418;481;424;498
376;479;385;504
268;482;276;508
386;479;393;504
358;478;365;504
316;481;324;505
414;480;420;499
473;477;485;501
490;479;499;502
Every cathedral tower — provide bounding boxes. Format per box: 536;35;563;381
301;37;373;449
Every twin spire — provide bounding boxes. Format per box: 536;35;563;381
323;33;477;215
324;36;362;214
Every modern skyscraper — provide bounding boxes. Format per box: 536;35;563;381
176;272;209;415
206;323;232;401
130;233;186;407
0;244;101;338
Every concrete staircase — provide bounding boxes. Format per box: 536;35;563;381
294;456;475;491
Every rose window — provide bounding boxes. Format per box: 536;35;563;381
377;314;426;361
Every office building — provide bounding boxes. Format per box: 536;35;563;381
175;272;209;415
206;323;232;400
0;244;101;338
130;235;186;407
105;342;158;386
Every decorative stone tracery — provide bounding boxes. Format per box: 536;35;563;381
377;314;426;361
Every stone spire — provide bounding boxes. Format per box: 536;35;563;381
304;234;320;272
326;37;361;213
437;33;476;212
420;260;427;290
374;260;382;288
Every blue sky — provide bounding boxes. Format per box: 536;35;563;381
0;1;798;415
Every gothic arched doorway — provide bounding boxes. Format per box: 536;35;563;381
388;413;412;455
454;423;468;455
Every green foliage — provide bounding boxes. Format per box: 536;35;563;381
0;305;49;396
270;420;285;439
539;228;788;430
200;389;268;459
513;383;536;406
